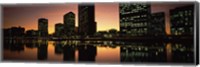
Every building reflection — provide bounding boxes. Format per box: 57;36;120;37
63;45;75;61
3;40;12;50
78;45;97;62
120;42;167;62
37;40;48;60
4;39;25;52
3;39;194;63
120;41;194;63
170;41;194;63
54;41;63;55
25;40;39;49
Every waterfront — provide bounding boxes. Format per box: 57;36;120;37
3;39;194;64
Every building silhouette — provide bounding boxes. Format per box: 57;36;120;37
55;23;64;37
150;12;166;36
26;30;38;37
64;12;75;36
3;26;25;37
78;4;96;36
38;18;48;37
170;5;194;36
108;29;118;34
119;3;151;36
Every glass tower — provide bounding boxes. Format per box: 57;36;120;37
119;3;151;36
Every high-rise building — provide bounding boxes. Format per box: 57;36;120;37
78;4;96;36
55;23;64;37
150;12;166;36
64;12;75;36
119;3;151;36
38;18;48;37
170;5;194;36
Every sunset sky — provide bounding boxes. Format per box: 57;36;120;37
3;3;192;34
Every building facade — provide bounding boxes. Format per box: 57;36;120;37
119;3;151;37
170;5;194;36
55;23;64;37
78;4;96;36
64;12;75;36
150;12;166;36
38;18;48;37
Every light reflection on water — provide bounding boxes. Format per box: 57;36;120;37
3;39;194;63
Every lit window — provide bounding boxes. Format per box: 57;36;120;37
185;22;188;25
144;28;147;31
122;29;127;32
179;28;183;31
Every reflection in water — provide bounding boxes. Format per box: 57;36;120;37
63;45;75;61
170;42;194;63
120;42;167;62
120;41;194;63
54;42;63;54
37;40;48;60
78;45;97;62
25;40;39;49
3;40;194;63
166;43;172;62
4;39;24;52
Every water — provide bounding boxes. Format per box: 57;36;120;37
3;39;194;64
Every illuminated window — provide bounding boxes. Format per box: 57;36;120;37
175;31;178;35
179;28;183;31
122;29;127;32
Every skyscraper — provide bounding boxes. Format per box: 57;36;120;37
64;12;75;36
38;18;48;37
150;12;166;36
170;5;194;36
78;4;96;36
55;23;64;37
119;3;151;36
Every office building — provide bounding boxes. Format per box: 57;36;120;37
55;23;64;37
119;3;151;36
38;18;48;37
64;12;75;36
150;12;166;36
170;5;194;36
78;4;96;36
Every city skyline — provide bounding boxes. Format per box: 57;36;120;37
3;3;192;35
2;2;196;64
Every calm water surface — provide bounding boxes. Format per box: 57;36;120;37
3;39;194;64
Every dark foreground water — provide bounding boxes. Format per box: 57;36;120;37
3;39;194;64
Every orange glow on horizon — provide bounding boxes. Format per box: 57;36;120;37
95;3;120;31
96;46;120;63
